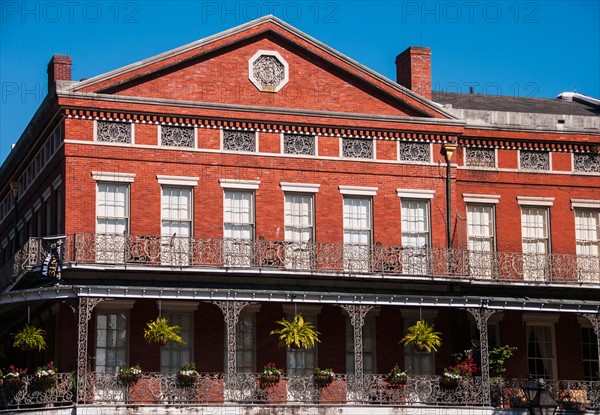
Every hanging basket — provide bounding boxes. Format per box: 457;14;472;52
259;374;281;387
314;374;333;386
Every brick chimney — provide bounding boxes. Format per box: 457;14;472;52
47;54;72;90
395;47;431;100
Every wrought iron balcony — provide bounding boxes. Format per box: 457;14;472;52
1;234;598;291
0;373;598;409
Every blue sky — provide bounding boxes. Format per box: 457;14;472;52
1;1;599;165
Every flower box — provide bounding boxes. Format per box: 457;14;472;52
259;374;281;387
440;375;461;389
314;374;333;386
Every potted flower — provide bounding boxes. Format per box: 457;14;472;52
400;320;442;352
259;362;282;387
177;362;198;386
387;364;410;387
313;367;334;386
270;313;320;349
12;324;47;351
4;366;27;388
34;361;58;389
441;356;478;389
118;364;141;386
143;317;184;346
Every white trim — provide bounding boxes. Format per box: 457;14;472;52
571;199;600;209
157;175;199;187
517;196;555;206
52;176;63;189
522;313;559;324
95;299;136;310
92;172;136;183
280;182;320;193
42;188;52;201
339;185;378;196
219;179;261;190
248;50;289;93
463;194;501;204
397;189;435;199
158;300;199;312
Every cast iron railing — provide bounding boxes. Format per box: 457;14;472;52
1;373;598;409
1;234;598;291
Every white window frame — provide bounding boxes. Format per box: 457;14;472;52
466;201;498;278
159;301;198;373
572;202;600;284
160;185;194;266
519;203;551;281
94;300;134;373
342;196;373;273
221;180;259;267
524;319;558;379
283;305;320;375
401;309;437;375
398;190;434;275
284;192;315;270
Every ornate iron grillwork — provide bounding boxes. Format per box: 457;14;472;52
283;134;315;156
97;121;132;143
465;148;496;168
223;130;256;152
251;55;285;90
520;150;550;171
574;153;600;173
161;126;194;148
342;138;373;159
399;142;430;162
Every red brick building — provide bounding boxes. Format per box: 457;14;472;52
0;16;598;413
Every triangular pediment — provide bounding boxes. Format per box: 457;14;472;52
71;16;454;120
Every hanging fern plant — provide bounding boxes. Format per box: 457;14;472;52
12;324;47;351
270;313;320;349
400;320;442;353
143;317;184;346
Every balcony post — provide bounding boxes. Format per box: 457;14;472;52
582;313;600;377
76;297;106;403
466;307;497;406
340;304;373;400
212;300;255;398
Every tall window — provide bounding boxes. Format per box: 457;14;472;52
521;207;550;281
161;187;192;265
575;209;599;283
582;327;599;381
96;183;129;263
467;205;496;278
401;199;431;274
345;317;376;374
527;325;556;379
287;314;318;375
160;312;193;372
235;314;256;373
284;193;314;269
403;317;435;375
343;197;372;272
223;190;254;266
96;311;128;373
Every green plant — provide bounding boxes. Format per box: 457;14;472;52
400;320;442;353
143;317;184;345
314;367;334;377
489;345;517;377
270;313;320;349
12;324;47;351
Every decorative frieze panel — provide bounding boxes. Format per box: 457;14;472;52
223;130;256;152
96;121;132;144
574;152;600;173
342;138;373;159
161;126;194;148
399;142;430;163
465;148;496;168
520;150;550;171
283;134;315;156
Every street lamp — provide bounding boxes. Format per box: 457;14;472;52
523;377;558;415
